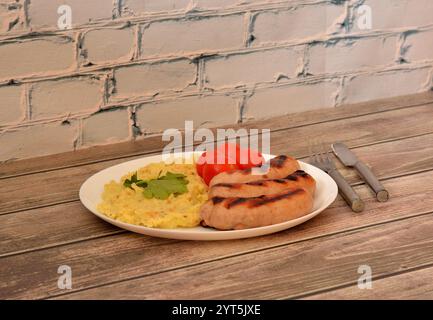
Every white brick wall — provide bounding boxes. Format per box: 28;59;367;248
307;36;397;75
0;0;432;161
405;30;433;63
244;80;339;120
204;47;300;89
135;95;240;133
81;108;131;146
0;121;78;161
122;0;190;16
251;3;344;45
29;76;103;119
0;85;24;125
0;36;75;80
113;59;197;99
81;27;135;65
341;68;431;105
140;14;245;57
351;0;433;32
27;0;114;29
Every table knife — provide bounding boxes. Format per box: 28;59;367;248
332;142;389;202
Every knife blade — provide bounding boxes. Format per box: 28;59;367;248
332;142;389;202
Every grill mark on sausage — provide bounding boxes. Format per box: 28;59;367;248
227;197;249;208
246;181;266;186
213;170;312;189
270;155;288;168
251;189;304;207
284;170;309;180
221;188;305;209
213;183;242;189
212;197;225;205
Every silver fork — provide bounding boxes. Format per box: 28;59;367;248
309;142;365;213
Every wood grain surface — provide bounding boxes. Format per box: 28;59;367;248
1;92;433;300
303;266;433;300
2;170;433;299
1;132;433;259
2;103;433;216
57;213;433;299
1;92;431;180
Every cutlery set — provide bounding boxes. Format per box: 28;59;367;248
310;142;389;212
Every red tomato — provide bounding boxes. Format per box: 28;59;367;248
196;143;265;184
196;152;207;177
202;163;238;185
237;148;265;169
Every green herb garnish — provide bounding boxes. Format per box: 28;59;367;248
123;171;189;200
123;172;139;189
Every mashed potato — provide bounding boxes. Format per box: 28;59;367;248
97;160;208;228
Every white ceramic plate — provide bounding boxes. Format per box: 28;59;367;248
79;152;338;241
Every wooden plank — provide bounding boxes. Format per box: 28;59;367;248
1;92;432;180
56;213;433;300
57;211;433;300
1;104;433;215
325;132;433;185
1;170;433;299
0;201;121;257
241;91;433;132
303;266;433;300
2;133;433;257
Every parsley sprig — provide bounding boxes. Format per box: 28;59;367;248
123;171;189;200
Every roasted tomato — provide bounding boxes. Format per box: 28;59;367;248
202;163;238;186
196;151;207;177
196;143;265;185
237;148;265;170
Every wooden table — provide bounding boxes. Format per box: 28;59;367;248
2;92;433;300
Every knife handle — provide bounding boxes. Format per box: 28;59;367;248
328;169;365;213
354;162;389;202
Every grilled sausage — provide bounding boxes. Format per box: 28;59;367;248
209;170;316;198
200;188;313;230
209;155;300;187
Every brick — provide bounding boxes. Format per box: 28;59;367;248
30;77;102;119
140;14;244;57
308;36;397;75
195;0;278;10
351;0;433;32
0;121;78;161
81;27;135;65
0;85;24;125
27;0;114;29
135;95;239;133
244;81;338;120
121;0;190;15
204;47;300;89
341;68;431;105
113;60;197;98
195;0;238;10
0;2;20;34
81;108;131;146
0;36;75;81
405;30;433;63
252;3;344;45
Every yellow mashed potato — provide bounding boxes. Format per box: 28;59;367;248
97;161;208;228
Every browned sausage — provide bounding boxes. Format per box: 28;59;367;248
209;170;316;198
200;188;313;230
209;155;300;187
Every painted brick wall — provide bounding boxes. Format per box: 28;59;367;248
0;0;432;161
